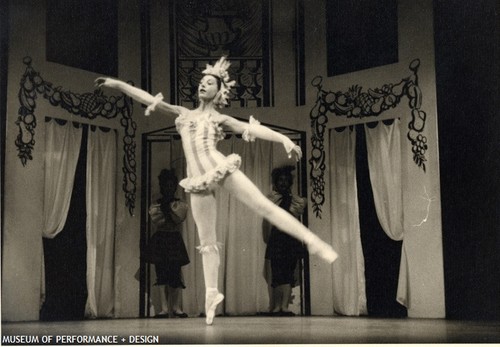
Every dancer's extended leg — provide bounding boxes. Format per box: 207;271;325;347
222;170;338;263
190;193;224;325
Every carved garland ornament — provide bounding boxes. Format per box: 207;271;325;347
15;57;137;215
309;59;428;218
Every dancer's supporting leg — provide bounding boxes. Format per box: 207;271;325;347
190;193;225;325
222;170;338;263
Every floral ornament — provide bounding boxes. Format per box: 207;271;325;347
309;59;428;218
15;57;138;216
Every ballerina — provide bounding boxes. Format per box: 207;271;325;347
96;56;338;325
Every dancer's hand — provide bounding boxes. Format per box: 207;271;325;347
289;145;302;161
95;77;125;93
149;203;165;225
283;138;302;161
95;77;110;88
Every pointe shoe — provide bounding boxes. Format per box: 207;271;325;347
205;291;224;325
305;235;338;263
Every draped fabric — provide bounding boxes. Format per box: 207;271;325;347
41;119;82;308
364;120;408;306
364;120;403;240
43;119;83;238
85;127;117;318
329;127;367;316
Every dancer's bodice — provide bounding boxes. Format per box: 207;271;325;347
175;112;241;193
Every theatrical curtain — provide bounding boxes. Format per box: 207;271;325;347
329;127;367;316
85;127;117;318
43;119;83;238
364;120;408;306
364;120;403;240
41;119;83;306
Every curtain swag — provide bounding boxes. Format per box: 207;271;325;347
16;57;136;215
309;59;428;217
41;120;118;317
328;119;409;314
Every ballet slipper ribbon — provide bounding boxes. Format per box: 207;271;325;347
145;93;164;116
196;242;224;254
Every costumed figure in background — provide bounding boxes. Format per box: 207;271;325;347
264;166;307;316
96;56;338;325
144;169;189;318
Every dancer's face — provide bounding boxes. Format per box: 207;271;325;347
198;75;220;102
275;174;292;195
160;178;177;198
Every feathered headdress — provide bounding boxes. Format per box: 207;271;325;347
202;56;236;108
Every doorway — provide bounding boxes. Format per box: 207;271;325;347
40;120;117;320
140;121;311;317
40;126;88;321
355;123;406;317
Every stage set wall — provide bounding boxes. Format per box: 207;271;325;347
2;0;445;321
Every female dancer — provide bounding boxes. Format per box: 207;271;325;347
96;57;337;325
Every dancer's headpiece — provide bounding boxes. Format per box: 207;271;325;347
202;56;236;108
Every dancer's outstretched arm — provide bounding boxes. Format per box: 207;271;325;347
219;114;302;161
95;77;189;116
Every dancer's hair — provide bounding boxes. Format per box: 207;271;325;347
202;56;236;108
271;165;295;186
158;169;178;187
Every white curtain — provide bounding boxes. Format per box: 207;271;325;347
364;120;403;240
364;119;408;306
329;127;367;316
85;126;117;318
43;119;83;238
41;119;83;307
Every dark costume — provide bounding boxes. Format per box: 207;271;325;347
143;198;190;288
264;191;307;288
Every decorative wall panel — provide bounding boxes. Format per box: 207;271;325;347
309;59;428;217
15;57;137;215
170;0;273;108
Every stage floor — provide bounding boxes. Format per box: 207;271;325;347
3;316;500;344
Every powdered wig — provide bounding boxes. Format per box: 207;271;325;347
271;165;295;187
158;169;178;187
